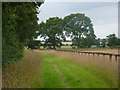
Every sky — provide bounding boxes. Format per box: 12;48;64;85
37;0;119;40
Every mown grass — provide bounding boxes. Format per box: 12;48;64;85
53;60;109;88
39;52;118;88
40;58;63;88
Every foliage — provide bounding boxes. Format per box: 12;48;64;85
63;13;96;48
27;40;41;49
39;17;65;49
101;39;107;47
94;38;100;46
2;2;43;65
106;34;119;47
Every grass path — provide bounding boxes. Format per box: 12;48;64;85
46;58;69;88
39;53;111;88
39;57;63;88
3;50;118;88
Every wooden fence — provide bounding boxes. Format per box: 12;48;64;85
55;49;120;61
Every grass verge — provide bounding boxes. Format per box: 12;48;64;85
2;50;42;88
39;52;117;88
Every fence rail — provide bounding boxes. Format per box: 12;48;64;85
55;49;120;61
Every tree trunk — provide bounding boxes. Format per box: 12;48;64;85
53;44;56;49
77;42;80;49
53;37;56;49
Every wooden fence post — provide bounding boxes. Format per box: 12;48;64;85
54;49;120;62
109;54;112;60
115;55;117;62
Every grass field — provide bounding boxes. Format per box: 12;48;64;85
60;48;119;54
2;50;42;88
2;49;118;88
40;46;119;54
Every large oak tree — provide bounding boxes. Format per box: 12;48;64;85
63;13;96;48
39;17;65;49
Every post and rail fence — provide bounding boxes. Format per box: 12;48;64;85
55;49;120;61
39;49;120;61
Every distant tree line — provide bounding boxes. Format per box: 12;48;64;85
2;2;43;65
37;14;120;49
38;13;97;49
100;34;120;48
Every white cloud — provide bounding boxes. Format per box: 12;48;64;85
94;23;118;38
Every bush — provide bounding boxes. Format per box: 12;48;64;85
2;32;24;65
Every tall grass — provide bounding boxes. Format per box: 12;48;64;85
2;49;118;88
2;50;42;88
37;50;118;88
0;68;1;89
60;48;119;54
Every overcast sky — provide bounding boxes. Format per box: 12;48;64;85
37;1;118;40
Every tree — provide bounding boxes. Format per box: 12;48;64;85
63;13;96;48
94;38;100;46
27;40;41;49
101;39;106;47
2;2;43;65
116;38;120;46
107;34;118;47
39;17;65;49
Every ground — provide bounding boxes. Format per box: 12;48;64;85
2;49;118;88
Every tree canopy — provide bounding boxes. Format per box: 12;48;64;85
2;2;43;65
106;34;119;47
101;39;107;47
39;17;65;49
63;13;96;48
